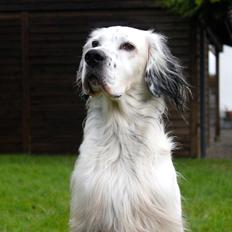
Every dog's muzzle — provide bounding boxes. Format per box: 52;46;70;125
82;49;106;96
83;49;118;98
83;49;121;99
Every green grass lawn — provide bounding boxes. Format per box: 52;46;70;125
0;155;231;232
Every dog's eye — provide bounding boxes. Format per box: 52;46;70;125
92;40;99;48
119;42;135;51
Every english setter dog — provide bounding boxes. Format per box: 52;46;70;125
70;26;190;232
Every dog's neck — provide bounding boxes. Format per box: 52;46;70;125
81;90;173;163
88;85;165;123
89;85;165;118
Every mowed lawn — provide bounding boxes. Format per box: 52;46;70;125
0;155;231;232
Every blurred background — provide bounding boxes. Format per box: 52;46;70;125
0;0;231;158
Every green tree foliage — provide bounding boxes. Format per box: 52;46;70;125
161;0;231;16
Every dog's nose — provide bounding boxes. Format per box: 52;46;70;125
85;50;106;67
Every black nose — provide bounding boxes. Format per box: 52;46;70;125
84;50;106;67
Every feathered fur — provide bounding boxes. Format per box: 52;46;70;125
70;26;190;232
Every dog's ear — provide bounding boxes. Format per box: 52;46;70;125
76;58;83;94
76;57;89;100
145;31;191;112
76;58;83;88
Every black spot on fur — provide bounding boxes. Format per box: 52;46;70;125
145;39;191;112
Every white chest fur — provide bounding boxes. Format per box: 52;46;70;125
70;95;183;232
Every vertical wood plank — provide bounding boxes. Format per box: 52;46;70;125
21;12;31;153
189;19;199;158
199;27;207;158
215;51;220;138
205;39;210;146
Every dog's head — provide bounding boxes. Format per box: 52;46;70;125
78;26;190;111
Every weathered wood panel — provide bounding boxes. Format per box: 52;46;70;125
0;0;159;12
193;22;218;158
29;13;86;153
0;15;22;152
27;10;192;155
0;6;193;156
189;20;200;158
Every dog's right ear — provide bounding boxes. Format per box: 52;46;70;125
76;57;89;100
76;58;83;88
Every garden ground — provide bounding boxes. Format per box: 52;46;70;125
0;155;231;232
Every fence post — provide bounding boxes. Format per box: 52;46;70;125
21;12;31;154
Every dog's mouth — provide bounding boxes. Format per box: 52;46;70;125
83;73;101;96
83;74;122;99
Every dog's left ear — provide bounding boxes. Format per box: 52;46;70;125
145;31;191;112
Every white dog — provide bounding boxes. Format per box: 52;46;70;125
70;26;190;232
